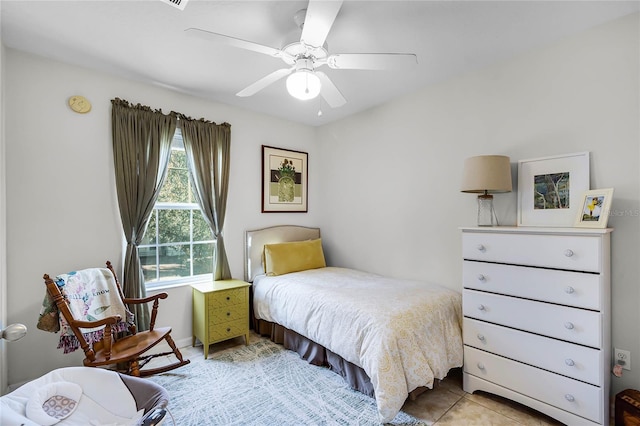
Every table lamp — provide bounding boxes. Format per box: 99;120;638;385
461;155;512;226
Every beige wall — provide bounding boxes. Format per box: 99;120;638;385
316;13;640;396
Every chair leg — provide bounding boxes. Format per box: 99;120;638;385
129;360;141;377
165;334;184;362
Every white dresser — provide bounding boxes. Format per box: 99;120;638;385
461;226;612;425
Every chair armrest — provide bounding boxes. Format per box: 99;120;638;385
71;315;121;329
123;293;168;305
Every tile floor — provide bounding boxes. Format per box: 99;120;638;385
165;333;588;425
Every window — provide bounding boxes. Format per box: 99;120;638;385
140;129;214;288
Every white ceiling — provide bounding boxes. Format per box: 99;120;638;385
2;0;638;126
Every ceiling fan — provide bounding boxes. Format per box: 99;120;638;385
185;0;417;108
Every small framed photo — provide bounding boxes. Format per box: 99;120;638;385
574;188;614;228
262;145;308;213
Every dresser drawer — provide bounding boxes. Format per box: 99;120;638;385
463;318;602;385
210;303;248;324
464;346;602;423
463;289;601;348
463;261;601;310
208;287;247;308
209;317;248;342
462;232;602;272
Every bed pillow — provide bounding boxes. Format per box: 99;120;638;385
264;238;326;276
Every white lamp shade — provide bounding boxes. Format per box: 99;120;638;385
286;70;321;100
461;155;512;193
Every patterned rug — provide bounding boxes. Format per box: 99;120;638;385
148;339;426;425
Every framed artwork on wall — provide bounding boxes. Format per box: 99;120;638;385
517;151;590;227
574;188;614;228
262;145;308;213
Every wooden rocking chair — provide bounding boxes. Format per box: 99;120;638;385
43;261;190;377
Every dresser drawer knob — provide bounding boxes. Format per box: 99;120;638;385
226;296;231;301
477;334;485;341
565;394;575;402
226;312;231;317
477;304;486;311
564;249;574;257
226;327;231;332
565;286;575;294
476;244;486;252
477;362;485;370
564;322;575;330
565;358;575;366
477;274;486;282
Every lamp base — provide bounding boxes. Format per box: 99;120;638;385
477;194;498;226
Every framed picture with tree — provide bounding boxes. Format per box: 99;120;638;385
517;152;590;226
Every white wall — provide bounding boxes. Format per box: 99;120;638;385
4;11;639;401
0;1;9;393
4;49;319;384
316;13;640;395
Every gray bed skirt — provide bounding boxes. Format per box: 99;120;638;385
254;318;376;397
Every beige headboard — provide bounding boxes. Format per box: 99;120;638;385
244;225;321;282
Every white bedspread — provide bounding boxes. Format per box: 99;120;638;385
253;267;463;423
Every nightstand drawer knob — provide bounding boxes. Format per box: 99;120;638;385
565;394;575;402
477;304;486;311
565;358;575;366
477;274;486;281
565;286;575;294
226;296;230;301
477;362;485;370
564;322;575;330
226;327;231;332
477;334;485;341
476;244;486;252
564;249;574;257
226;312;231;317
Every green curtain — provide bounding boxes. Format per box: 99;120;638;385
178;114;232;280
111;98;177;330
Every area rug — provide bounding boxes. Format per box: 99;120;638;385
148;339;426;425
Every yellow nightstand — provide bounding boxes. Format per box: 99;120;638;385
191;279;251;359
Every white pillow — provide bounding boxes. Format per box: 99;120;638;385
26;381;82;425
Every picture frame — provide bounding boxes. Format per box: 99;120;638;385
262;145;308;213
517;152;590;227
574;188;614;228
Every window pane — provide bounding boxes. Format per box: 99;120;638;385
141;255;158;283
193;210;213;241
158;209;190;244
141;210;156;246
193;243;214;275
158;245;191;280
158;149;191;203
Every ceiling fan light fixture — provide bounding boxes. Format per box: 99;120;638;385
286;69;321;100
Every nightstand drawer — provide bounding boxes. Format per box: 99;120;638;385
462;232;602;272
208;287;247;308
463;260;601;310
210;304;247;324
463;318;601;385
209;318;248;341
464;346;602;423
463;289;601;347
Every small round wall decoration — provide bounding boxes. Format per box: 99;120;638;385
68;95;92;114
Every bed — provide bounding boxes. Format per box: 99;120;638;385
245;225;463;423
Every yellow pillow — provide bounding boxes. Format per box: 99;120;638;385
263;238;326;276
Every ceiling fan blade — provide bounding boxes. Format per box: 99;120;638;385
300;0;343;48
236;68;294;97
316;71;346;108
327;53;418;70
185;28;285;59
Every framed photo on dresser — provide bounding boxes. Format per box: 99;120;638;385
574;188;614;228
